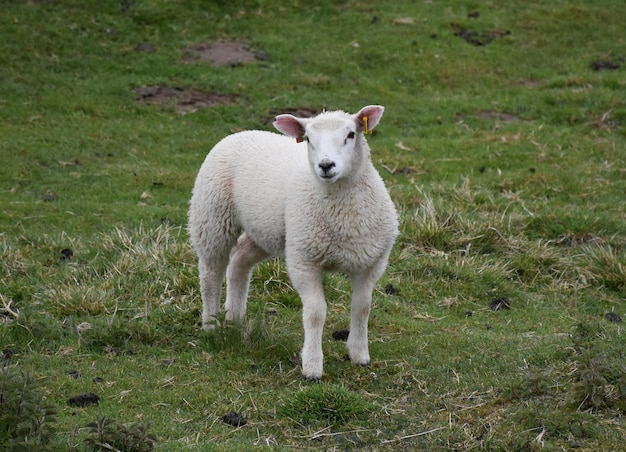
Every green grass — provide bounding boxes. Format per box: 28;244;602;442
1;0;625;450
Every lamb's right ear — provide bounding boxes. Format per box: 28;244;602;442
273;115;308;142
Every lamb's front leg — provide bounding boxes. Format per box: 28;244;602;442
288;264;326;381
347;259;389;366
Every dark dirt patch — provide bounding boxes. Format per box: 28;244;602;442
182;41;267;67
42;191;58;201
385;283;400;295
590;59;621;71
451;23;510;46
605;312;622;323
514;79;544;88
476;111;519;122
1;305;19;321
134;85;234;115
68;393;100;407
289;354;302;367
223;412;247;427
2;349;16;362
592;112;623;130
332;329;350;341
135;42;156;53
456;111;520;124
489;297;511;311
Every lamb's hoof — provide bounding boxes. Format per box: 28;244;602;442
303;374;322;383
348;354;371;367
301;367;323;382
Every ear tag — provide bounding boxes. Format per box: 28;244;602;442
363;115;372;135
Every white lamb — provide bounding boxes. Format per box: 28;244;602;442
188;105;398;380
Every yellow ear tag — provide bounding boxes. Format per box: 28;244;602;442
363;115;372;135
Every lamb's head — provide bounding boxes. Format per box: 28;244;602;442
274;105;384;184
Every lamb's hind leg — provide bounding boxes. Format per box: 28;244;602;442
199;257;228;330
225;234;269;322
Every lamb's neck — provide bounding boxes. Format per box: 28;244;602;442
319;164;377;198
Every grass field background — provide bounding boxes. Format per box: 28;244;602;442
1;0;625;450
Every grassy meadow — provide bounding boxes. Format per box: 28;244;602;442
1;0;625;450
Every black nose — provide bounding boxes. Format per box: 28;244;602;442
319;161;335;173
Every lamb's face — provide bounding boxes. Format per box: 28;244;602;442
273;106;384;184
304;117;361;184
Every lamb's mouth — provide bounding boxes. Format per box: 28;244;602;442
319;173;338;182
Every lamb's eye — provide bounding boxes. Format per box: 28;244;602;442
347;131;355;140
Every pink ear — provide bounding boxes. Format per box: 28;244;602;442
354;105;385;132
273;114;306;139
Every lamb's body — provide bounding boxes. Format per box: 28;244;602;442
188;106;398;380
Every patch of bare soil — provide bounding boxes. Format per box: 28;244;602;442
475;111;519;122
514;79;543;88
590;59;622;71
455;111;520;123
451;23;510;46
182;41;267;67
134;85;234;115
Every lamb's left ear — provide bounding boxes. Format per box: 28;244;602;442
273;114;309;141
354;105;385;133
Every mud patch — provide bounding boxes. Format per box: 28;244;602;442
475;111;519;122
182;41;267;67
514;79;543;89
456;111;520;124
489;297;511;311
590;59;622;71
451;23;510;46
223;412;247;427
332;329;350;341
134;85;234;115
68;393;100;407
605;312;622;323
